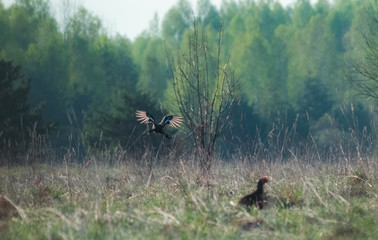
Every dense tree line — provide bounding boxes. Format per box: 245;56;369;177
0;0;376;156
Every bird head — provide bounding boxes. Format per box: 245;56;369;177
259;176;269;184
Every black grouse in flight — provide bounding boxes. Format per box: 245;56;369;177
136;110;183;139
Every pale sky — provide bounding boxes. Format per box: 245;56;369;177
2;0;313;41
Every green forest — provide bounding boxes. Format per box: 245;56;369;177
0;0;377;161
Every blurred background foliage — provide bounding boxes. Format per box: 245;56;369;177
0;0;377;157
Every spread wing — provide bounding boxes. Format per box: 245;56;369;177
159;115;183;128
136;110;155;124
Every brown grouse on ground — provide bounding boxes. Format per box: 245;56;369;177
239;176;269;209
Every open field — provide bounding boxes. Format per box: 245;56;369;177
0;151;377;240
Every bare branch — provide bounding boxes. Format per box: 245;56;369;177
348;1;378;101
169;20;240;174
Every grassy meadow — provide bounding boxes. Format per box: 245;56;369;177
0;145;377;240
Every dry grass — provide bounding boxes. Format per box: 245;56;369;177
0;149;377;239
